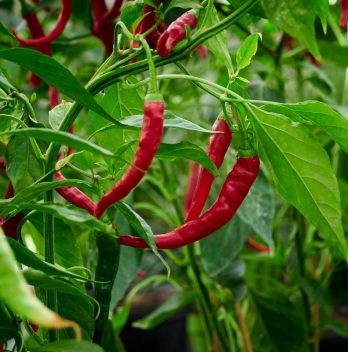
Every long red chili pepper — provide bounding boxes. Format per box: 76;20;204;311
13;0;72;47
184;162;200;215
94;0;124;34
185;119;232;222
156;11;197;57
54;172;97;215
340;0;348;28
20;11;52;87
119;156;260;249
91;0;122;55
95;97;164;219
245;236;269;253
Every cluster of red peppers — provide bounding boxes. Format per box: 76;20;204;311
2;1;269;253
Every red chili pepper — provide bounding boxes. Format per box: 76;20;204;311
185;119;232;222
94;0;124;33
91;0;123;55
49;86;59;108
119;156;260;249
135;2;160;45
340;0;348;28
245;236;269;253
19;11;52;87
1;183;24;240
54;171;97;215
95;97;165;219
184;162;200;215
156;11;197;57
13;0;72;47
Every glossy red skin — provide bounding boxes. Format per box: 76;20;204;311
156;12;197;57
95;0;124;33
49;86;59;108
185;119;232;222
184;162;200;215
95;101;164;219
1;183;23;240
120;156;260;249
54;171;96;215
245;236;269;253
13;0;72;47
92;0;124;54
340;0;348;28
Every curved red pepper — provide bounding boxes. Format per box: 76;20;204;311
13;0;72;47
245;236;269;253
119;156;260;249
156;11;197;57
54;171;97;215
185;119;232;222
340;0;348;28
184;162;200;215
20;11;52;87
95;99;164;219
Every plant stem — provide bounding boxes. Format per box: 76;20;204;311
235;301;253;352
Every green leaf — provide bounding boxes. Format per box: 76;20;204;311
0;128;118;159
236;33;260;71
49;103;73;130
238;175;275;247
57;294;95;340
7;238;90;281
261;0;319;58
0;22;14;40
24;269;87;298
115;202;170;276
248;291;307;352
315;0;329;33
200;216;251;276
202;4;234;75
166;0;202;11
156;142;219;176
133;291;196;329
123;111;213;133
3;204;114;236
120;2;144;28
32;340;103;352
263;101;348;155
5;136;44;192
0;48;116;123
4;180;92;207
318;41;348;67
250;106;346;258
110;246;142;311
29;213;83;269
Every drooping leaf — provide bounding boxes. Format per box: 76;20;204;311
263;101;348;154
250;106;346;258
115;202;170;276
1;128;120;159
156;142;219;176
0;48;117;123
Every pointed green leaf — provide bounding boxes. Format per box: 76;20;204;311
250;106;345;258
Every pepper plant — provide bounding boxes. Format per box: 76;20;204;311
0;0;348;351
